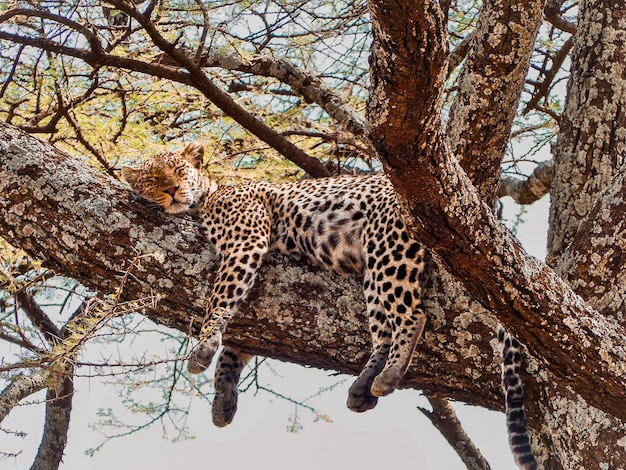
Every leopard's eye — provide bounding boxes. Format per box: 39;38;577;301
173;165;187;177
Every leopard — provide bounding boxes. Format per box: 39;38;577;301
498;325;537;470
122;141;536;468
122;141;427;427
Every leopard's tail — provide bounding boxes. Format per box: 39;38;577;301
497;325;538;470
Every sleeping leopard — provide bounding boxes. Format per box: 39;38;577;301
122;142;535;468
122;141;426;424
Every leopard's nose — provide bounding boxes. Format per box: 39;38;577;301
163;186;179;196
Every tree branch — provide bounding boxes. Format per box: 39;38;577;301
105;0;330;177
0;370;48;424
447;33;473;76
523;36;574;116
16;290;62;345
0;8;103;54
30;367;74;470
158;51;369;141
0;120;506;413
544;0;577;34
446;0;546;203
367;0;626;423
419;396;491;470
498;161;554;204
0;6;330;177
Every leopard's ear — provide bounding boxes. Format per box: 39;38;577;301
121;166;140;185
182;142;205;169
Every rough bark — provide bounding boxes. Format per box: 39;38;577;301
446;0;546;203
547;0;626;265
498;161;554;204
367;0;626;467
0;370;48;423
535;4;626;466
30;369;74;470
0;121;506;411
556;165;626;316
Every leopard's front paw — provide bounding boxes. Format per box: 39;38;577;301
212;387;239;427
347;377;378;413
187;333;222;374
371;368;402;397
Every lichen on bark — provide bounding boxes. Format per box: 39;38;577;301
548;0;626;266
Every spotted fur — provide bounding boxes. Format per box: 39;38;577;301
123;142;427;426
498;325;538;470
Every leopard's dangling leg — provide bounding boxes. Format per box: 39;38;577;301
368;240;427;397
347;272;392;412
370;311;426;397
188;330;222;374
187;201;270;376
212;347;253;427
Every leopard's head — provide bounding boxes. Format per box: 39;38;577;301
122;142;217;214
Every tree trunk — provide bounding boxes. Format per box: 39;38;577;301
366;0;626;467
547;0;626;267
2;0;626;466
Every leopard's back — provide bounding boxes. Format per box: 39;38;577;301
198;174;402;276
267;174;398;275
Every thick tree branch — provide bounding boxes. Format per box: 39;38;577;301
419;396;491;470
0;121;511;412
367;0;626;423
498;161;554;204
446;0;546;203
0;370;48;423
447;33;473;76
